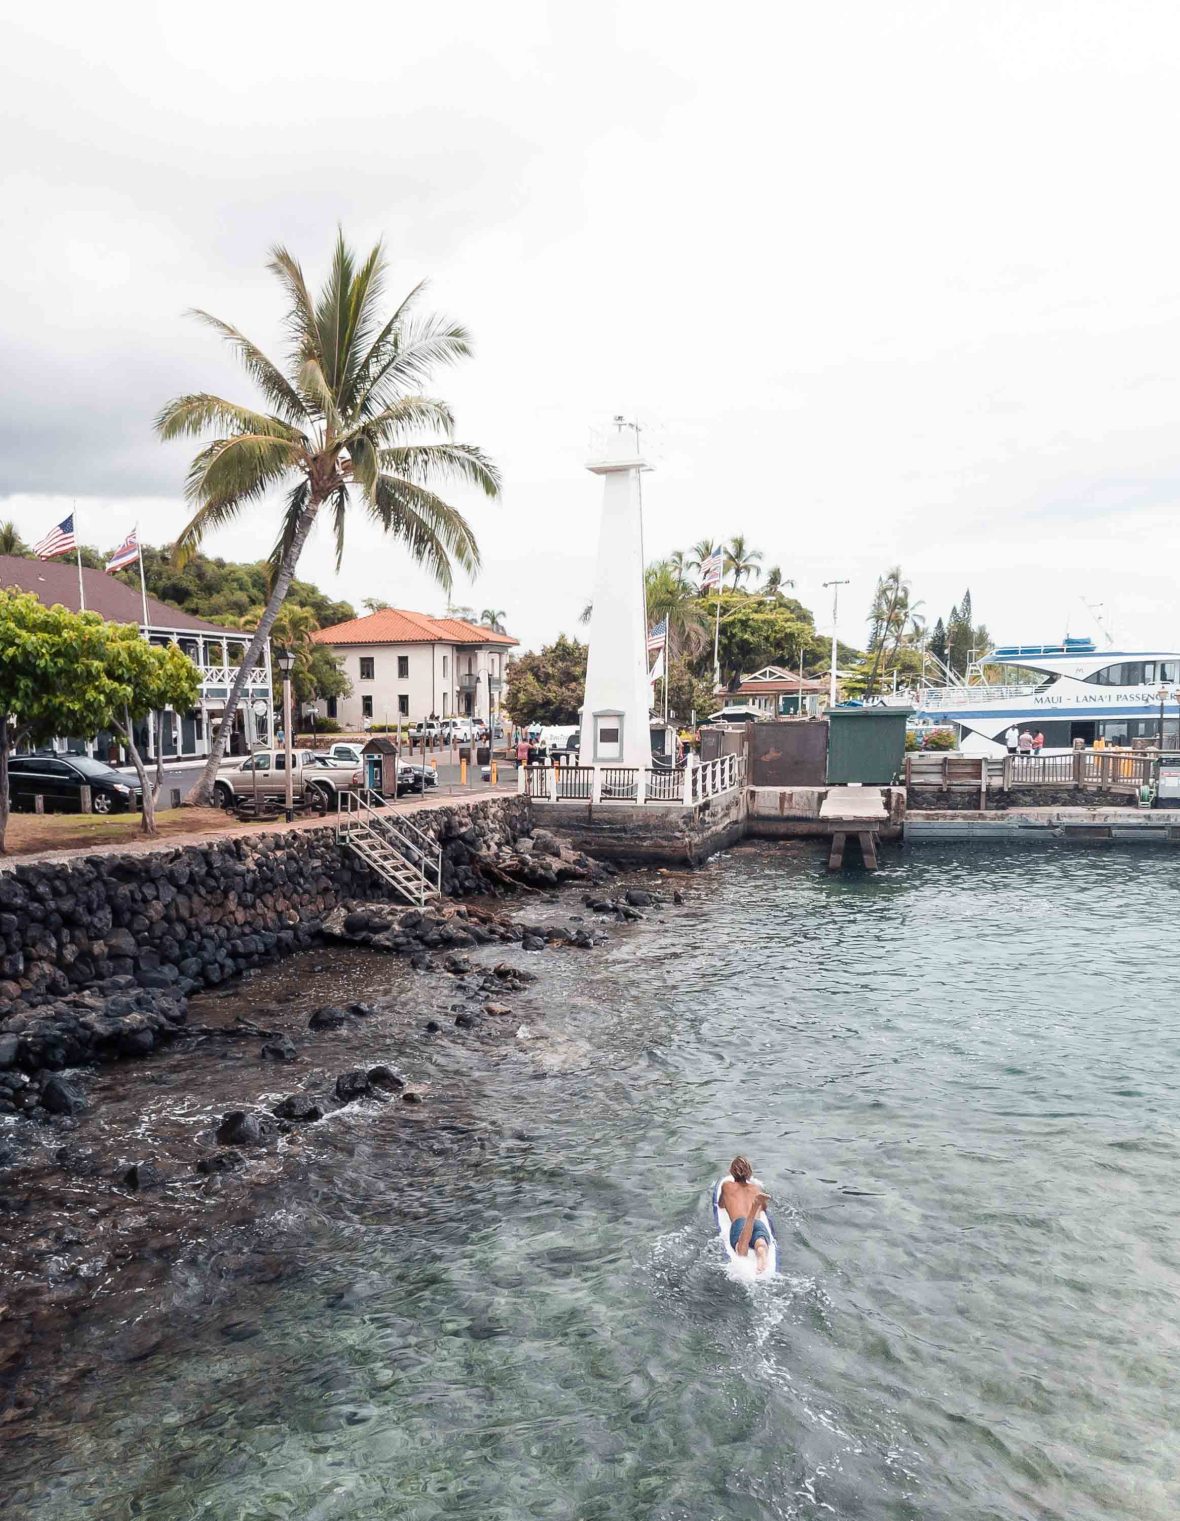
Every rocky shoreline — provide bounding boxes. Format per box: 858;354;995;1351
0;812;680;1423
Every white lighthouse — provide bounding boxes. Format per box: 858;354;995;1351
579;419;653;771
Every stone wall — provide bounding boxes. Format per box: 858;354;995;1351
530;788;747;866
0;796;530;1011
907;787;1136;812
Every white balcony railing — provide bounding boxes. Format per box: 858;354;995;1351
519;751;746;807
199;665;270;692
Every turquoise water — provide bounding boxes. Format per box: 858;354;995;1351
9;844;1180;1518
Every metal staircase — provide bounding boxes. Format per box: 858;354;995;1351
335;789;442;906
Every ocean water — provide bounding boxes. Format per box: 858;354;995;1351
7;842;1180;1519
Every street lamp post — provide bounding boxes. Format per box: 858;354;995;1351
822;579;850;710
276;649;296;822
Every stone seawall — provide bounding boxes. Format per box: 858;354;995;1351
529;788;747;866
0;796;530;1013
907;787;1136;812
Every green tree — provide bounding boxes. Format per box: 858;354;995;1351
762;565;793;599
503;636;587;725
100;631;200;837
0;594;132;851
863;566;911;696
156;230;500;803
724;534;763;588
646;559;710;664
0;522;29;557
480;607;507;632
713;592;821;685
928;615;947;668
361;596;391;614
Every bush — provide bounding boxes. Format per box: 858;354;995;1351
922;727;958;751
904;730;920;751
370;722;408;734
310;716;343;733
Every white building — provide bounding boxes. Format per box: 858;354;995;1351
312;608;517;729
0;553;272;760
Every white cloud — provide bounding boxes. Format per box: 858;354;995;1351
3;0;1180;651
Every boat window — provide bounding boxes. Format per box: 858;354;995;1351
1085;662;1155;687
1161;662;1179;683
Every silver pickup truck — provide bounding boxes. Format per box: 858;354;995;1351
212;749;363;810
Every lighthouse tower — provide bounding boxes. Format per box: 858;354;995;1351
579;420;653;771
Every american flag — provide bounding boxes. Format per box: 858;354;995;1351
105;529;140;573
646;618;667;652
700;550;724;589
33;514;77;560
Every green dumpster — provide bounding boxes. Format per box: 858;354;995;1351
826;706;912;785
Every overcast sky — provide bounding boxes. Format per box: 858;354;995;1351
4;1;1180;654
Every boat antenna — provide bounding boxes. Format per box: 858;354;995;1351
1081;598;1115;647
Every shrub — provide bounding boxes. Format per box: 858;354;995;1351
904;730;920;751
309;716;343;733
922;727;958;751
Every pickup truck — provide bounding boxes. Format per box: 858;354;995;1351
213;749;363;810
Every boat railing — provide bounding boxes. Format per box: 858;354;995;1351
916;683;1041;710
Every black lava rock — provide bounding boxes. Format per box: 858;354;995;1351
367;1064;405;1091
272;1093;323;1122
309;1005;349;1030
121;1161;164;1190
197;1150;243;1174
260;1037;297;1062
40;1074;84;1116
335;1069;372;1103
216;1110;265;1146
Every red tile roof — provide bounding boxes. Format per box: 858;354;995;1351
731;676;828;695
313;607;518;647
0;554;249;638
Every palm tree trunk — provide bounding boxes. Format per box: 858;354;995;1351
865;586;901;697
187;501;324;806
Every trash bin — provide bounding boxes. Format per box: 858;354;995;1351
476;744;490;767
826;707;912;784
459;745;471;765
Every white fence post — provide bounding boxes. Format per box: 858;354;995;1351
682;759;693;805
592;766;603;804
636;768;647;805
547;763;558;803
517;763;526;795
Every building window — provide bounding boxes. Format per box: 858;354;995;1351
442;695;450;716
398;695;409;716
397;655;409;679
442;655;449;677
362;695;373;719
326;697;338;719
359;657;375;680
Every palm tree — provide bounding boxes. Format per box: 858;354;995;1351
645;559;710;661
157;231;499;802
362;596;391;613
480;607;506;632
688;538;720;572
864;566;911;696
725;534;763;588
762;565;794;599
0;521;28;556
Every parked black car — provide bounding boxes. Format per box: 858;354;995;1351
395;762;439;796
7;754;141;814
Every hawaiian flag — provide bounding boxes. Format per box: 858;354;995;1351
33;514;77;560
105;529;140;573
700;551;724;589
646;618;667;652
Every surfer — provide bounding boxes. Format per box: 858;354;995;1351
718;1156;772;1274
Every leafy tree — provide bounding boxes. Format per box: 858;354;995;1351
688;538;720;572
0;522;29;557
714;592;822;685
362;597;391;613
646;559;710;664
656;657;715;724
156;230;499;803
503;636;586;725
118;543;356;628
863;566;911;696
0;593;124;851
99;631;200;837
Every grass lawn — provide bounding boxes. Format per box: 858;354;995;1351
1;806;262;859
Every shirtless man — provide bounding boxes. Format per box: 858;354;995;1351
719;1155;772;1274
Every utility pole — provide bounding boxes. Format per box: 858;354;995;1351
823;579;850;710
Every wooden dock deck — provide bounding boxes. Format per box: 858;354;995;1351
819;786;888;870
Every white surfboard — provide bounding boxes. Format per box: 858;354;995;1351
713;1175;778;1279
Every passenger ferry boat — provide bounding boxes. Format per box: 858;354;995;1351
909;639;1180;756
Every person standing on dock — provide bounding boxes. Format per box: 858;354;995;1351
1006;724;1019;755
1018;729;1034;755
1032;730;1045;753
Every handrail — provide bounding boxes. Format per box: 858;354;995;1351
337;788;442;896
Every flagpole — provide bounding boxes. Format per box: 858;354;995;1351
135;527;149;629
73;500;85;612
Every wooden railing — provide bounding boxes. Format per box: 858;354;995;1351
905;749;1153;794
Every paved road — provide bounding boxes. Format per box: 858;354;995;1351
117;756;519;805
